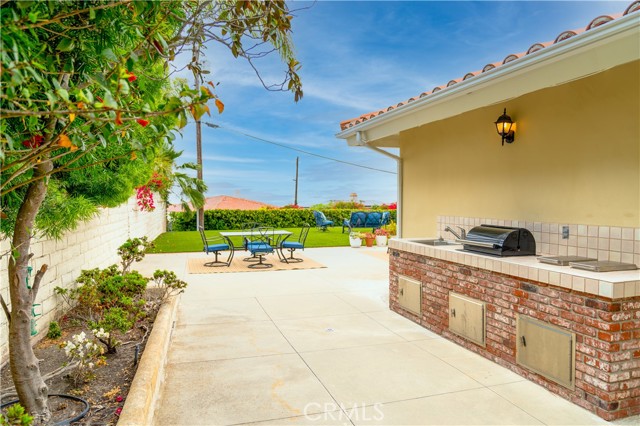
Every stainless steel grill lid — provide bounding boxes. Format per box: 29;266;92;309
459;225;536;257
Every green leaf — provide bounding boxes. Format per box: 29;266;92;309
155;34;168;52
102;48;117;61
102;91;118;109
56;88;69;102
56;38;75;52
178;111;188;129
118;79;130;95
28;11;39;23
89;8;96;20
16;0;33;9
10;69;24;85
45;90;57;107
63;59;74;74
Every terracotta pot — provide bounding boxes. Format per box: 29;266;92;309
365;237;375;247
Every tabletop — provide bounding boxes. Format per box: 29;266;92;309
220;230;293;237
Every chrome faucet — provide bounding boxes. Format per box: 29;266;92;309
444;225;466;241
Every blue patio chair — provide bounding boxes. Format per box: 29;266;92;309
277;223;310;263
313;210;334;231
241;222;261;262
246;227;275;269
199;226;234;267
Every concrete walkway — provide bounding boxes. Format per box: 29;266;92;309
136;247;625;426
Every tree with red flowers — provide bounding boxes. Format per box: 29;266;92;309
1;1;302;423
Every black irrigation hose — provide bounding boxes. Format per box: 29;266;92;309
1;393;90;425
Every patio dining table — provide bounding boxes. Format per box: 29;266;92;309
219;229;292;242
220;229;293;255
220;230;293;267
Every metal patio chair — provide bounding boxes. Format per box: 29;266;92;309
277;223;310;263
241;222;261;262
246;227;275;269
198;226;234;267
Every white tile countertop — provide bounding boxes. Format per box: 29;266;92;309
389;238;640;299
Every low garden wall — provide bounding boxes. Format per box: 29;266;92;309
169;208;397;231
0;196;166;363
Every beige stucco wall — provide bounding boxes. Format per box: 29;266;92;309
0;195;166;362
401;60;640;237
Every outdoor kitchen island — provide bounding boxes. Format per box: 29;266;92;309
388;238;640;421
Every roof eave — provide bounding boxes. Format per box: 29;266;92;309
335;12;640;144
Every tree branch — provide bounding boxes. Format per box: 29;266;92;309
29;264;48;305
15;1;133;30
0;294;11;326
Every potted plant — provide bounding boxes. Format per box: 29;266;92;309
385;220;397;237
363;232;376;247
374;228;390;246
349;232;363;248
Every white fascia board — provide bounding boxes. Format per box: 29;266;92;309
335;13;640;146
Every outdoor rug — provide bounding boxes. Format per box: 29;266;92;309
187;254;326;274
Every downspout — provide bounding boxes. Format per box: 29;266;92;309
356;131;402;238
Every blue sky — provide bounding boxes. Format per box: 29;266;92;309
169;1;627;207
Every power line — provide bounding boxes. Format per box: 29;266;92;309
203;122;397;175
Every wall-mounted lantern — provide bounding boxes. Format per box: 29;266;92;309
494;108;515;145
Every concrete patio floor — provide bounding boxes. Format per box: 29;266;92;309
135;247;633;426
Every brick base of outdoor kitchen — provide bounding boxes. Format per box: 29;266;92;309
389;249;640;421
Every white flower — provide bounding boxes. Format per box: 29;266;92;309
73;332;86;344
88;362;94;369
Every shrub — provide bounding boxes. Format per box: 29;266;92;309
62;331;104;385
385;220;397;236
150;270;187;306
46;321;62;339
118;237;154;273
91;308;133;353
169;209;397;231
0;403;33;426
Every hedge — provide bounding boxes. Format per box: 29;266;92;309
168;209;397;231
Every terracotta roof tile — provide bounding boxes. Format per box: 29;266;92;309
168;195;276;212
339;1;638;131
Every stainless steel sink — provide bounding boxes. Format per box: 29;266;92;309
413;238;459;246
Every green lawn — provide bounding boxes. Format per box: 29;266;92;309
149;226;375;253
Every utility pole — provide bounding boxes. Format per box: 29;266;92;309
294;156;299;206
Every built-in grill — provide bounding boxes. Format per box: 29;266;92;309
457;225;536;257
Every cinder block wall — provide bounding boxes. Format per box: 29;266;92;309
0;196;166;362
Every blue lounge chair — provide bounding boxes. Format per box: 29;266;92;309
313;210;334;231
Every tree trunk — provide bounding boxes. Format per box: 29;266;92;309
8;159;53;424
